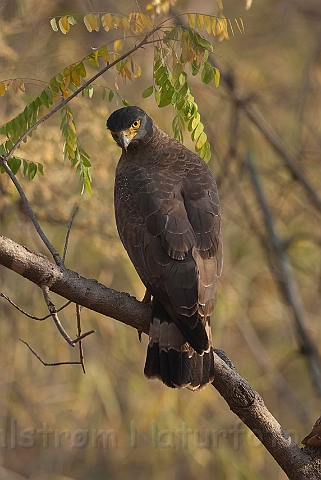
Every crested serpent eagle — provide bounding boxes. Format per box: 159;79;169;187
107;106;222;390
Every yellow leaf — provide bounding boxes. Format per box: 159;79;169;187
114;39;124;52
188;13;195;29
124;66;132;81
235;18;245;34
222;18;229;39
191;113;200;130
211;17;216;35
0;82;6;96
99;45;110;63
61;75;70;91
71;69;80;86
113;15;122;29
228;19;234;36
122;17;130;31
204;15;211;34
196;131;207;150
193;122;204;141
63;67;71;77
69;121;76;134
129;13;144;35
181;31;189;62
102;13;114;31
140;13;154;31
88;12;99;31
134;64;142;79
18;79;25;92
66;144;75;159
129;55;134;72
50;18;58;32
196;14;204;31
160;1;170;14
215;18;229;40
63;89;69;99
59;16;70;34
12;79;19;94
84;14;92;32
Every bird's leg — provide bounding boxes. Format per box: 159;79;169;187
137;289;152;342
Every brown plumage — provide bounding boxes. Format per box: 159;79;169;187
107;106;222;390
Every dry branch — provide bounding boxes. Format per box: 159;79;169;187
19;339;83;367
0;156;63;266
212;353;320;479
0;235;151;334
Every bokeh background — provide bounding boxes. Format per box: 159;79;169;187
0;0;321;479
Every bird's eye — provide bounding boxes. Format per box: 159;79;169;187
132;120;140;129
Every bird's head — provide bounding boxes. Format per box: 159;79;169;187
106;106;153;151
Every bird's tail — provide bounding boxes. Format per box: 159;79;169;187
144;301;214;390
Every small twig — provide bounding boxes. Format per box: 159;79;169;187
41;285;95;346
76;303;86;374
0;292;71;320
0;156;63;267
73;329;96;343
41;285;75;346
20;339;82;366
63;206;79;263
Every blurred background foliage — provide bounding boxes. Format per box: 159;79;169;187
0;0;321;479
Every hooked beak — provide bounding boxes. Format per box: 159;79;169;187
120;132;131;151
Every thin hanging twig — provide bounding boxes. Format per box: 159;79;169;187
0;156;63;267
41;285;95;345
63;206;79;263
0;292;71;320
76;303;86;374
20;339;82;366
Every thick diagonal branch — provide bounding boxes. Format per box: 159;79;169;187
0;234;151;334
0;234;320;479
212;353;320;479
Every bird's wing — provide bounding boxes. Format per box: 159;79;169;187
114;149;222;353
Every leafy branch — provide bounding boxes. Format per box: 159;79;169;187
0;28;159;193
0;10;244;193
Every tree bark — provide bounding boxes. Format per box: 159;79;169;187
212;355;321;479
0;234;320;479
0;234;151;334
